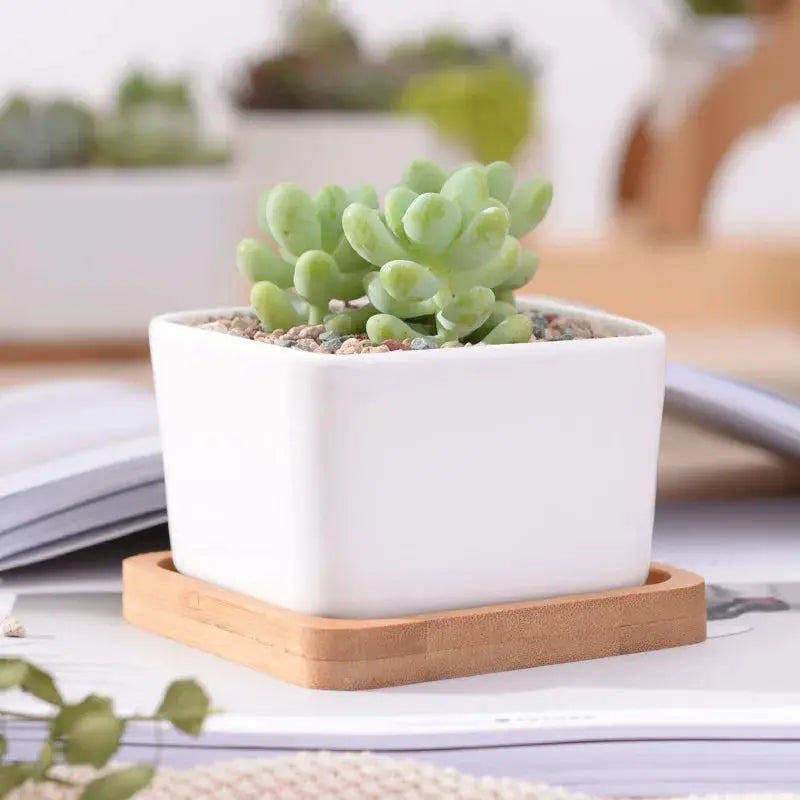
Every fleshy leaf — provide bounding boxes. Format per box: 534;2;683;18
342;204;409;266
251;281;304;332
402;159;447;194
401;193;461;253
236;239;294;288
379;260;440;302
508;177;553;237
486;160;514;204
481;313;533;345
314;185;349;252
366;314;429;344
265;183;321;257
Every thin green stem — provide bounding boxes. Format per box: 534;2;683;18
0;710;53;723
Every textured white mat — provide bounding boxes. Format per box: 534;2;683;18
9;753;800;799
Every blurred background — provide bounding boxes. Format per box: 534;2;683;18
1;0;798;498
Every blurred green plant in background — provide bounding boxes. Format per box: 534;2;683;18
396;63;534;163
96;71;227;167
0;97;94;170
0;71;227;171
685;0;747;14
234;0;537;162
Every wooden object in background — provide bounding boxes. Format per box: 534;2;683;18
637;1;800;239
123;552;706;691
527;234;800;330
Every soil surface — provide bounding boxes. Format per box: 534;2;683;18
192;308;602;354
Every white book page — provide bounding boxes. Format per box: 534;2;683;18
0;585;799;752
0;483;165;559
0;380;158;478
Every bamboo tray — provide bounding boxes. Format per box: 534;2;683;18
122;553;706;690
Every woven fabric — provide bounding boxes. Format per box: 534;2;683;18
8;752;800;799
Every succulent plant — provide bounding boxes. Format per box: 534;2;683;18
238;158;553;347
396;62;535;163
95;70;227;167
0;95;94;170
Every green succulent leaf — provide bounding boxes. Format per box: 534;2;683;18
493;287;515;305
468;300;518;342
256;189;272;236
157;679;210;736
347;185;379;209
314;185;349;252
335;270;368;302
401;193;461;253
62;710;125;768
446;206;509;271
383;186;418;237
366;314;429;344
402;159;447;194
294;250;340;308
437;286;495;337
324;304;378;336
236;239;294;288
486;160;514;204
497;249;539;291
81;765;156;800
342;203;409;266
508;177;553;237
365;272;436;318
251;281;304;332
440;164;489;223
379;260;441;302
450;235;520;294
265;183;322;257
481;313;533;345
332;234;371;274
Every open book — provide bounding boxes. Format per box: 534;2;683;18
0;381;164;571
1;364;798;572
0;370;799;795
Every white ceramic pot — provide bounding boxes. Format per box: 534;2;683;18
149;298;665;619
0;167;239;340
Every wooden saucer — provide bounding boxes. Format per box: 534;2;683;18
122;553;706;690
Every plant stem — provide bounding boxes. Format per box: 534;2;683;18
0;710;53;723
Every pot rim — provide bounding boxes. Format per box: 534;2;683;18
150;295;664;365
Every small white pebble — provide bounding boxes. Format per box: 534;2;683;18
0;616;25;637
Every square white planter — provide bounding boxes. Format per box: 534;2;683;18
0;167;239;340
150;298;665;619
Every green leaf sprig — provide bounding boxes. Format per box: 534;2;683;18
0;659;211;800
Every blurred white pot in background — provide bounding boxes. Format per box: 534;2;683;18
0;166;240;341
